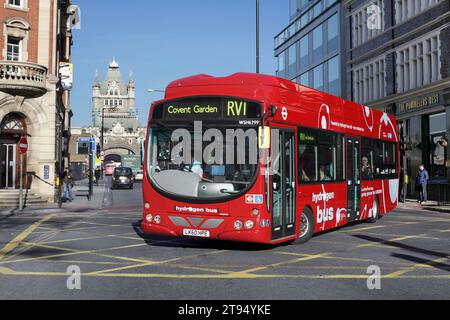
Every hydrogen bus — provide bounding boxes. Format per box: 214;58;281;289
142;73;400;245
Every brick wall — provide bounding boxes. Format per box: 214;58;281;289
0;0;40;63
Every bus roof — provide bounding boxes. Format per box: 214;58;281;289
159;73;398;143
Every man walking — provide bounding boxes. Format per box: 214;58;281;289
62;168;74;202
416;165;430;205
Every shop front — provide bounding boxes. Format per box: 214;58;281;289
396;91;450;202
0;113;27;190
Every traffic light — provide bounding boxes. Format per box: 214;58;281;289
96;143;101;158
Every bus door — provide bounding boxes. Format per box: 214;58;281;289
346;138;361;222
271;128;296;240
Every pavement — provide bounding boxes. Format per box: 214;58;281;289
398;199;450;214
0;182;449;300
0;177;132;217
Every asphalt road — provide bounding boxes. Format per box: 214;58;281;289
0;184;449;300
102;176;144;211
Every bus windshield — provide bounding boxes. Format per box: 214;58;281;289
147;126;259;200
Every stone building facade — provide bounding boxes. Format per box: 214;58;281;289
342;0;450;200
0;0;78;204
91;59;145;160
69;60;145;170
275;0;450;201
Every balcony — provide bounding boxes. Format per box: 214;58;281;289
0;61;47;98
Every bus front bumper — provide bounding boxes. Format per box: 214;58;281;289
141;220;269;244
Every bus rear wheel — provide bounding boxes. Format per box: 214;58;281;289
295;207;314;244
367;198;380;223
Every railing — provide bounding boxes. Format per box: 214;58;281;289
0;61;48;97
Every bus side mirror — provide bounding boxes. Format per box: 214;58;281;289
259;127;271;149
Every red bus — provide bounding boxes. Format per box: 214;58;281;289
105;163;116;176
142;73;400;245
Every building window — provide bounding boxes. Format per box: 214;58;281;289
313;64;324;91
396;31;440;93
327;55;339;96
8;0;22;7
290;0;299;20
312;25;323;63
327;14;339;53
352;0;383;47
395;0;442;24
353;58;385;104
6;37;20;61
275;0;339;48
429;112;447;179
299;36;309;69
277;51;286;78
300;71;310;87
288;43;297;79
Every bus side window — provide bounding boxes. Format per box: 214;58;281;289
299;145;317;182
362;139;375;180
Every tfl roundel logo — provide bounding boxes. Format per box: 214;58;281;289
281;107;288;121
246;195;264;205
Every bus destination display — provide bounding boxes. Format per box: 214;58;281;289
161;98;261;120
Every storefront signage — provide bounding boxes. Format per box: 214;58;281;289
59;62;73;91
397;93;441;115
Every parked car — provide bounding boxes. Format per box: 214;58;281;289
112;167;134;189
134;170;144;182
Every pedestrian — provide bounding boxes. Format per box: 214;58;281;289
399;168;405;203
62;167;74;202
95;166;101;186
416;165;429;205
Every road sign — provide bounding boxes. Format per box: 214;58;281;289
19;137;28;154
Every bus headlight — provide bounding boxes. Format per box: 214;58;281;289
154;215;161;224
245;220;254;230
234;220;243;230
146;214;153;223
252;209;260;217
145;202;151;209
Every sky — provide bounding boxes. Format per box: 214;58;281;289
70;0;289;127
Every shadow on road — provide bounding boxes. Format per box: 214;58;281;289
391;253;450;272
353;234;450;258
353;234;450;272
131;221;276;252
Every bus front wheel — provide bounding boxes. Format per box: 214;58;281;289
367;198;380;223
295;207;314;244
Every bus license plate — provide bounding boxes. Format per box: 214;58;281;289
183;229;210;238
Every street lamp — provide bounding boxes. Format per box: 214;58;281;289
256;0;260;74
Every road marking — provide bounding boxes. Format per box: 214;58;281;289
385;253;450;278
87;250;228;275
354;235;420;249
1;267;450;280
0;215;54;262
340;225;385;233
225;253;330;278
0;242;150;265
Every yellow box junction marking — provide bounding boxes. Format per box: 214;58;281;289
0;215;54;262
